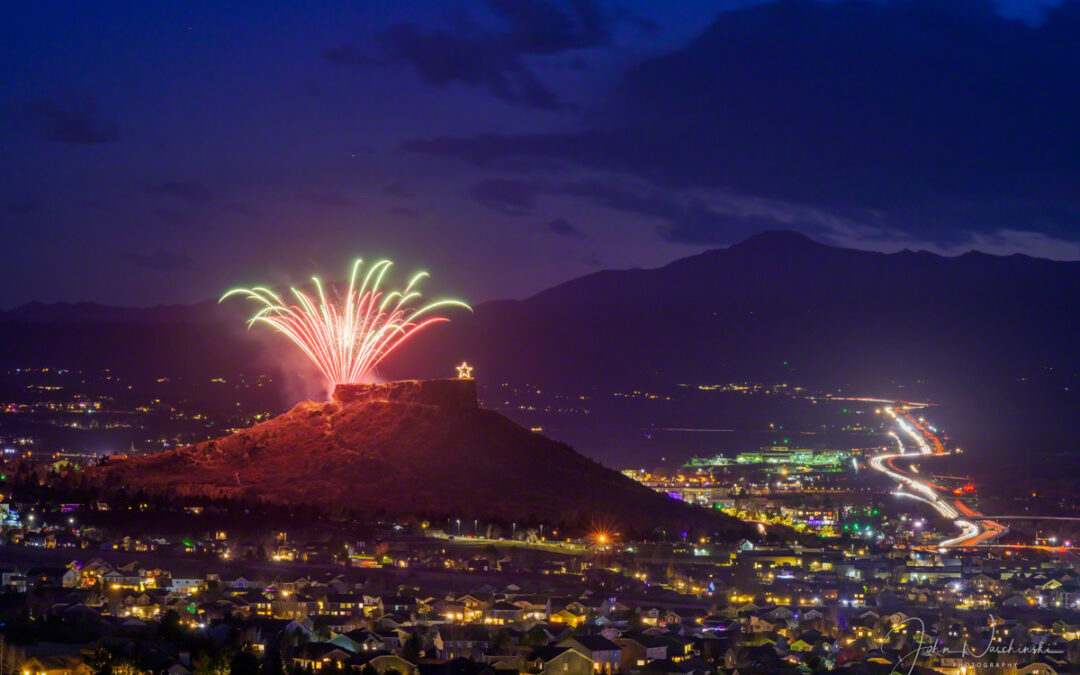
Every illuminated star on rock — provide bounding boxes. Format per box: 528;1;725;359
456;362;474;379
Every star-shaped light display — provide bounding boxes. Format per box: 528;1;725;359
456;362;474;379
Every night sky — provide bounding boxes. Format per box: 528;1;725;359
3;0;1079;308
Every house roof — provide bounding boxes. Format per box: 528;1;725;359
527;646;571;662
564;635;620;652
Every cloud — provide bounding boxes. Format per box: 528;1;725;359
297;191;358;208
469;176;850;244
144;181;216;203
388;205;421;219
468;178;537;215
151;207;190;227
126;249;199;272
331;0;620;108
383;181;413;198
408;0;1080;245
617;11;660;37
544;217;585;238
552;179;735;243
220;201;262;218
381;23;559;109
10;95;120;144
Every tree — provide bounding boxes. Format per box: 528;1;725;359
158;609;182;641
402;631;423;661
88;646;114;675
112;661;144;675
193;651;230;675
229;651;261;675
261;646;285;675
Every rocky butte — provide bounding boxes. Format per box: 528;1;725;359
99;379;749;537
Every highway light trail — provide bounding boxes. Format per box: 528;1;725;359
871;406;1006;548
888;430;904;454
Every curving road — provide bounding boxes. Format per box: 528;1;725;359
869;406;1007;548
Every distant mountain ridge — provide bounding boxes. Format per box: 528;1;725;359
393;230;1080;386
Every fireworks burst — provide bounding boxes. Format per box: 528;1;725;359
221;259;469;386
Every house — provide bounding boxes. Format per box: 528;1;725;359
293;644;355;670
662;608;707;626
657;636;694;662
323;593;365;617
436;625;492;660
557;635;622;674
768;604;796;620
27;567;69;588
221;575;255;591
484;601;525;625
550;608;586;627
49;602;100;625
511;595;551;620
614;635;668;671
169;577;203;594
376;628;409;652
235;590;272;616
61;568;80;588
524;646;594;675
336;628;385;653
1004;595;1031;608
351;654;419;675
802;608;825;623
22;655;94;675
102;569;129;590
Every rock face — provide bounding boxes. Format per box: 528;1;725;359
332;379;477;408
98;380;748;536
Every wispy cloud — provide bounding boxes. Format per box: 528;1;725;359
10;95;120;144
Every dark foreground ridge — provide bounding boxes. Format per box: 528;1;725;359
97;379;749;537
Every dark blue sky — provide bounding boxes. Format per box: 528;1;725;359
2;0;1078;308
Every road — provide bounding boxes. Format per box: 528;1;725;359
868;406;1007;548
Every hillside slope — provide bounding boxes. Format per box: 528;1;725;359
99;380;750;538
